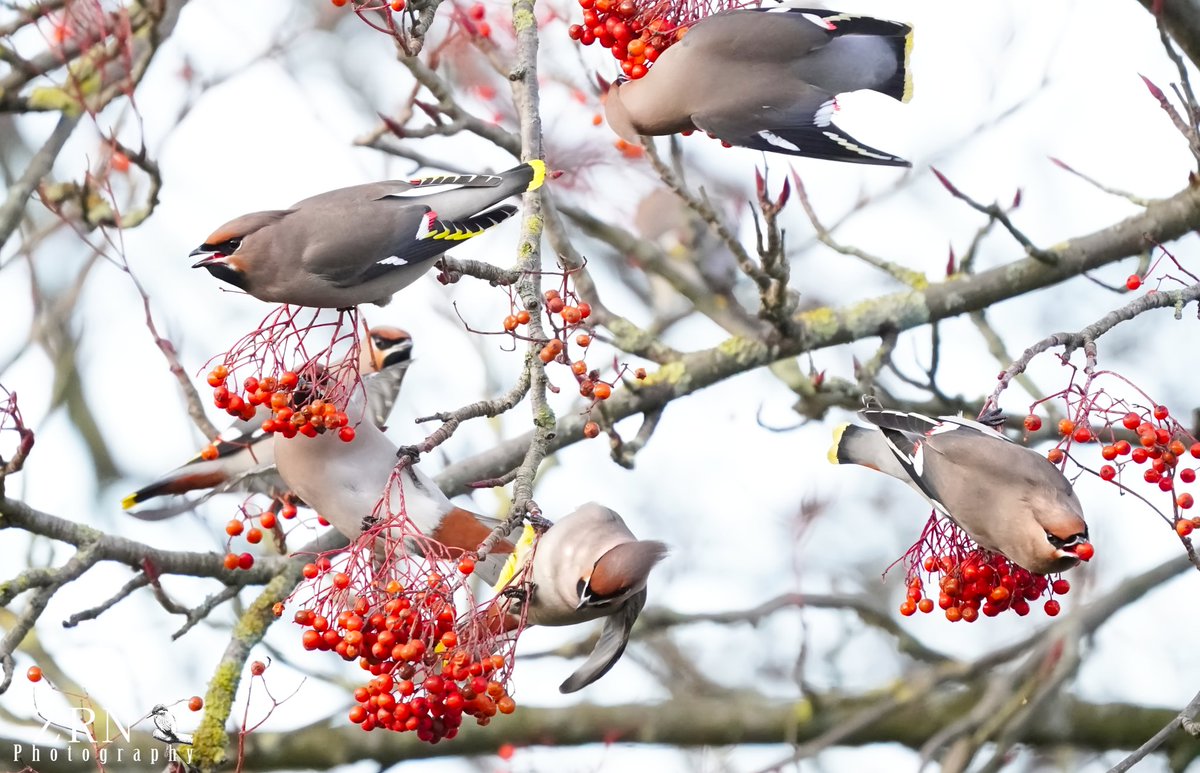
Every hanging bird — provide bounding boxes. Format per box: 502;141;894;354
829;409;1091;574
603;8;913;165
495;502;668;693
121;327;413;519
190;160;546;307
272;384;517;583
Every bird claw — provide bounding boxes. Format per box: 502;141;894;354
396;445;422;463
525;513;553;533
502;584;532;603
977;407;1006;429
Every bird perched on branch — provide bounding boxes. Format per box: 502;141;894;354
603;8;913;165
121;327;414;519
495;502;668;693
190;160;546;307
828;409;1091;574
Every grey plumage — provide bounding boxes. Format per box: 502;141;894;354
604;9;913;165
830;409;1090;574
191;161;546;307
520;502;668;692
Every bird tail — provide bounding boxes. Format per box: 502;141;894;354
121;469;227;510
818;13;914;103
881;25;915;103
828;423;899;472
494;159;547;196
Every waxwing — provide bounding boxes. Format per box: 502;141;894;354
829;409;1091;575
272;384;517;584
497;502;668;693
604;8;912;165
191;160;546;307
121;327;413;519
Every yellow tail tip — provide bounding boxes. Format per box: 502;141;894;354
827;423;849;465
120;493;138;510
901;29;915;103
492;523;538;593
526;159;547;192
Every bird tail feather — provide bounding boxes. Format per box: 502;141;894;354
815;13;914;103
881;26;915;103
828;422;907;477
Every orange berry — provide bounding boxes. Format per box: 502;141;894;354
188;696;203;711
225;519;244;537
201;445;219;461
245;528;263;544
26;666;42;683
583;421;600;438
251;660;266;676
503;315;519;332
111;152;130;173
1047;448;1065;464
1057;419;1075;436
259;512;277;529
593;382;612;400
516;310;531;324
635;367;647;379
223;553;239;570
571;361;588;376
576;333;591;347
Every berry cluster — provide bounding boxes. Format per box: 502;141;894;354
219;498;304;571
206;367;355;443
205;307;363;445
1030;395;1200;540
290;560;519;742
895;514;1084;622
567;0;752;79
282;471;534;745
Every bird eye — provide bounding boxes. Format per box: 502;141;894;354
217;237;242;253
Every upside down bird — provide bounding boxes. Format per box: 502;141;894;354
829;409;1091;575
603;8;913;165
191;160;546;307
496;502;668;693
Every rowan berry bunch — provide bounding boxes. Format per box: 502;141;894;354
204;307;362;445
568;0;755;79
894;514;1080;622
330;0;411;15
284;469;531;743
219;497;309;571
1027;377;1200;542
497;276;649;438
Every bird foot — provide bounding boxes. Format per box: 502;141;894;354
396;445;422;464
501;583;533;603
977;407;1006;429
525;513;553;533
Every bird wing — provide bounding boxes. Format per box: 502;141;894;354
693;96;909;166
558;588;645;693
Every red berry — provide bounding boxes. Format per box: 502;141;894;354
1044;600;1061;616
1100;465;1116;481
339;427;356;443
245;528;263;544
583;421;600;438
593;383;612;400
1179;493;1195;510
238;553;254;570
1073;426;1092;443
223;553;239;570
1126;274;1142;291
578;302;592;319
251;660;266;676
226;519;244;537
1051;579;1070;594
1057;419;1075;436
188;696;203;711
1023;415;1042;432
1182;469;1196;483
503;315;519;332
516;310;531;324
1074;543;1095;561
1123;412;1141;430
27;666;42;683
1047;448;1065;464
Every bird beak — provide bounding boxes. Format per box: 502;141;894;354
189;248;223;268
